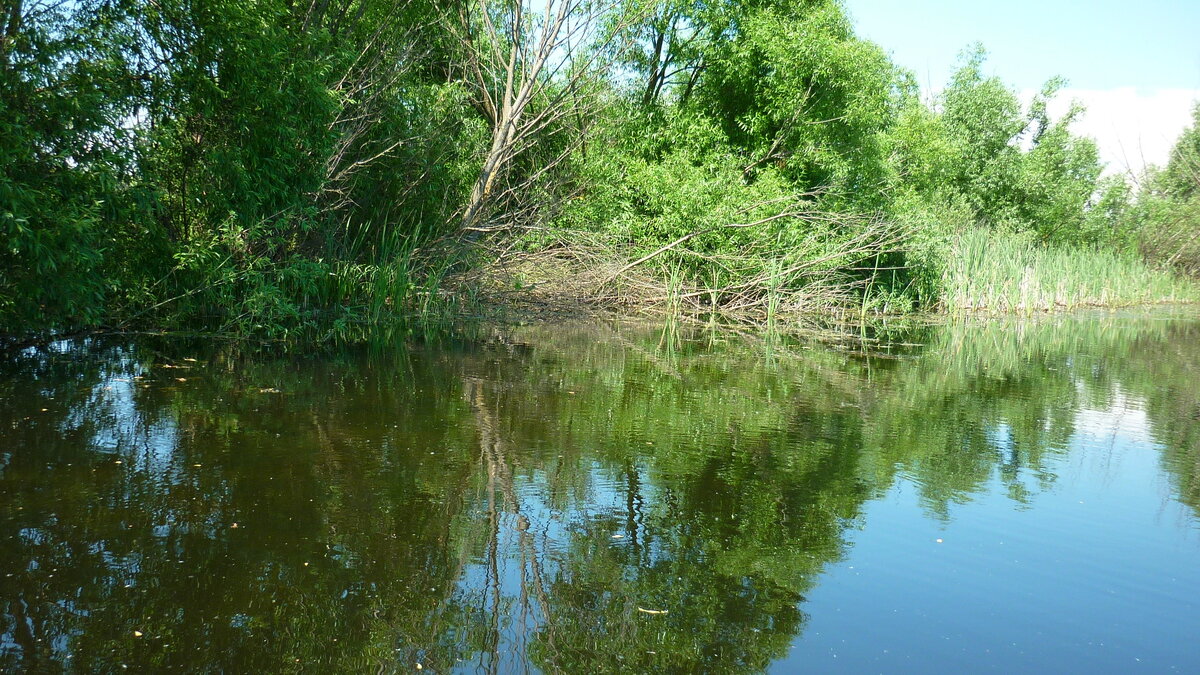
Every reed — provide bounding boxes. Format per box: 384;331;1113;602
942;228;1200;314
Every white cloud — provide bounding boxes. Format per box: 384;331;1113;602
1033;88;1200;177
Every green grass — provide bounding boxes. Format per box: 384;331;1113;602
942;228;1200;314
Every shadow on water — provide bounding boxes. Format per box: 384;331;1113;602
1;310;1199;671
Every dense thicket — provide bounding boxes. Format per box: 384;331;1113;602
1;0;1195;339
1133;105;1200;276
2;0;476;337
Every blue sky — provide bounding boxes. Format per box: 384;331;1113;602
846;0;1200;91
846;0;1200;173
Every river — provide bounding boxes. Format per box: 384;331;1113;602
2;311;1199;672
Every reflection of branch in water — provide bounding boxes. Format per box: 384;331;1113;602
11;596;43;667
626;461;646;560
464;376;561;670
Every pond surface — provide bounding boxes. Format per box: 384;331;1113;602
2;312;1200;672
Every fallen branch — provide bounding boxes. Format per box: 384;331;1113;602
598;206;814;287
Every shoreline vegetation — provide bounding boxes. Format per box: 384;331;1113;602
3;1;1199;347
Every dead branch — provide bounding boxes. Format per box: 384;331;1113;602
446;0;643;232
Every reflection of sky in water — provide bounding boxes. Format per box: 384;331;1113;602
57;350;181;483
86;378;180;478
455;461;658;673
785;389;1200;673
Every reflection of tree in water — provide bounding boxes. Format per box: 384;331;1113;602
0;342;488;671
456;342;869;673
1113;323;1200;518
856;316;1184;517
3;314;1200;670
461;374;562;673
527;429;866;673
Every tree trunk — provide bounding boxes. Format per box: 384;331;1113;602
641;23;666;107
1;0;22;73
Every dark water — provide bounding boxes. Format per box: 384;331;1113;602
2;313;1200;673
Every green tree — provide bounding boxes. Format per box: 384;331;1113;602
689;0;898;198
1154;103;1200;200
1133;103;1200;275
0;1;155;332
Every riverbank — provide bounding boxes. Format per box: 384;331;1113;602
457;227;1200;329
6;1;1199;352
4;230;1196;352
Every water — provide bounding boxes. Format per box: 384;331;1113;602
2;312;1199;672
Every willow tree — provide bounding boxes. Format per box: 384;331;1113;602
449;0;635;232
0;0;146;332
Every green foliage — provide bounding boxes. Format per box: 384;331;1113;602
0;1;157;331
869;48;1153;309
1153;103;1200;200
1133;104;1200;276
939;49;1027;217
891;48;1116;247
557;105;894;318
691;0;898;200
1;0;479;339
1015;101;1105;243
884;84;959;201
0;0;1188;339
569;17;1143;317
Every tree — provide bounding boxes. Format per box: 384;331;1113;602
1135;104;1200;275
938;47;1027;225
449;0;628;232
926;48;1111;244
685;0;898;199
1154;104;1200;200
616;0;706;107
0;0;150;332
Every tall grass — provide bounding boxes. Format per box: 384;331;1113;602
148;210;474;344
942;228;1199;314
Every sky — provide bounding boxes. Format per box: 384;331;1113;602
846;0;1200;176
